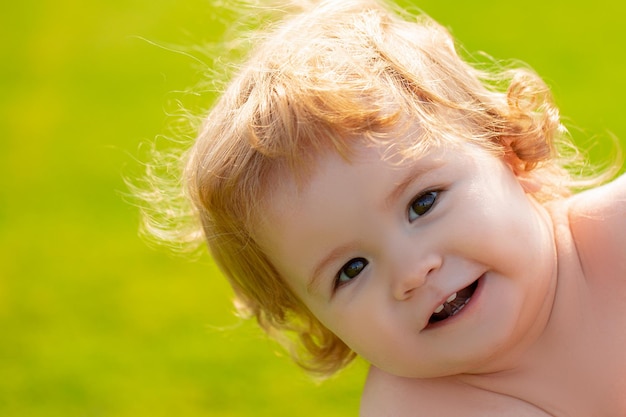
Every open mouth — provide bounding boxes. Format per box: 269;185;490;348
428;279;479;325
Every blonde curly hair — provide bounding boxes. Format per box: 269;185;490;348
138;0;605;376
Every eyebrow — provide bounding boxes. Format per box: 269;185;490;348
306;162;440;295
307;243;356;294
384;163;434;210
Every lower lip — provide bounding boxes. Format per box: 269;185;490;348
424;273;485;331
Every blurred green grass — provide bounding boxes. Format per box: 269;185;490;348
1;0;624;416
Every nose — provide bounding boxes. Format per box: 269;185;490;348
391;253;442;301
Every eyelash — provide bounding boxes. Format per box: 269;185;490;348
335;257;368;289
408;190;439;222
332;190;441;291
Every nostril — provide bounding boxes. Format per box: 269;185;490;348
390;254;442;300
393;273;428;300
394;285;416;301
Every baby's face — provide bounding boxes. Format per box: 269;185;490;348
257;140;558;378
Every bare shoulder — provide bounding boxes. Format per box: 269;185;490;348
567;173;626;280
568;173;626;245
360;367;546;417
569;173;626;217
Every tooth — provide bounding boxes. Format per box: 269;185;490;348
434;304;444;314
446;292;457;303
452;303;466;316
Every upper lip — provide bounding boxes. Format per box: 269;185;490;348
432;287;461;312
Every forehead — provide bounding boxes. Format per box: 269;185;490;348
255;137;499;244
264;141;417;212
257;133;479;228
254;139;453;266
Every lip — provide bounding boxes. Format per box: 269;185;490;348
422;273;485;331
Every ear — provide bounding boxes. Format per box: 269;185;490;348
502;158;542;194
497;138;542;194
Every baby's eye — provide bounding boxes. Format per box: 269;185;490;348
336;258;368;287
408;191;439;222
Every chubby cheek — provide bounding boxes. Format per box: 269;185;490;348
468;175;541;256
322;302;425;374
311;302;392;359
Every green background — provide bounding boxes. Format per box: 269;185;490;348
2;0;624;416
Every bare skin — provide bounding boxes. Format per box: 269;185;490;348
361;175;626;416
257;137;625;416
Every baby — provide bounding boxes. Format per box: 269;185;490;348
140;0;626;415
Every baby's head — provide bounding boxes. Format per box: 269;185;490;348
182;0;573;375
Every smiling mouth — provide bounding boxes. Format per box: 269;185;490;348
428;279;479;325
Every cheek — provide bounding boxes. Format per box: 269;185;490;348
309;300;389;357
460;189;544;265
